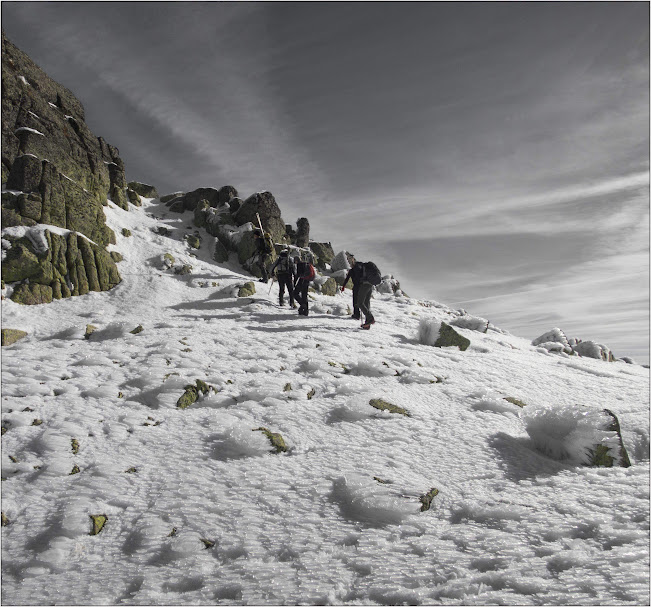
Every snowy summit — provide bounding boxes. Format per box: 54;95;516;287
1;194;649;605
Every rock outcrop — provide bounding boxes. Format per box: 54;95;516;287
2;32;123;304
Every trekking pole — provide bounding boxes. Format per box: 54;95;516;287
268;275;275;295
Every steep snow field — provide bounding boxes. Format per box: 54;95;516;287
2;198;649;606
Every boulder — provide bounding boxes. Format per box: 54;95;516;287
532;328;570;349
234;191;286;243
320;277;338;297
2;229;120;304
309;242;335;271
295;217;310;247
369;398;410;417
330;250;351;272
160;192;185;203
127;181;158;199
213;240;229;263
126;188;141;206
218;185;238;205
237;282;256;298
418;318;470;351
574;340;615;362
1;329;27;346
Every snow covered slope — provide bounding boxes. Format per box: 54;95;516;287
1;198;649;605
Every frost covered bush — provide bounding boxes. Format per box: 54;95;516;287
522;404;629;466
329;250;350;272
417;318;442;346
532;328;570;348
450;313;489;333
330;474;412;525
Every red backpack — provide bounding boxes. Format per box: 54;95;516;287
298;261;315;281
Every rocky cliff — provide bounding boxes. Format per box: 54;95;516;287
1;31;123;304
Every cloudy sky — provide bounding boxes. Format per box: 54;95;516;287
3;2;649;362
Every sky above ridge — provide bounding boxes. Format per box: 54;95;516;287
2;2;649;362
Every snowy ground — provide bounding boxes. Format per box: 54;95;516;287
1;198;649;605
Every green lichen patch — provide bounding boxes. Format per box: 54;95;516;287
121;228;131;237
110;251;123;263
125;467;137;474
185;234;201;249
200;538;215;549
253;427;288;454
237;282;256;298
369;398;411;417
504;397;527;408
434;322;471;351
283;383;292;392
307;388;316;400
84;325;97;340
70;465;80;475
71;438;80;454
1;329;28;346
176;379;215;409
373;477;390;485
2;512;9;527
168;527;177;537
31;419;43;426
419;488;439;512
8;455;18;463
130;325;144;335
89;514;108;535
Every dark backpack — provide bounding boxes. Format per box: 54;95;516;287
362;262;382;286
297;261;315;281
276;256;291;274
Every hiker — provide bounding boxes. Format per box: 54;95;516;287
270;249;296;307
340;257;364;319
293;256;315;316
357;261;382;329
253;230;273;283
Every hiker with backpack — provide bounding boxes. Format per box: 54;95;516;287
340;257;364;320
357;261;382;329
293;255;315;316
253;230;273;283
270;250;296;307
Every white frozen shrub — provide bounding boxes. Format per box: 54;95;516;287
331;474;412;525
451;314;489;332
522;404;624;466
532;328;570;348
417;318;442;346
330;250;351;272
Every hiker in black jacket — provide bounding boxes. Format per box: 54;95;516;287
253;230;272;283
357;261;381;329
340;258;364;320
293;256;315;316
270;250;296;307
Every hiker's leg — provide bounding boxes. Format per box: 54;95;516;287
285;275;295;306
352;284;361;318
358;283;373;322
278;275;285;305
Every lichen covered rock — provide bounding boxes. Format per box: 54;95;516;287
253;427;288;453
237;282;256;298
177;379;215;409
1;328;27;346
369;398;410;417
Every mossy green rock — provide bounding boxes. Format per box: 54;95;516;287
121;228;131;237
185;234;201;249
254;427;288;453
127;181;158;199
320;277;337;296
89;514;107;535
1;329;27;346
588;409;631;468
369;398;410;417
434;322;471;351
213;240;229;263
126;188;141;206
11;283;53;305
84;324;97;339
237;282;256;298
419;488;439;512
177;379;214;409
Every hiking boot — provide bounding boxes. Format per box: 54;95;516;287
361;323;372;330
